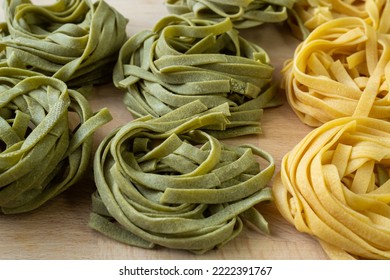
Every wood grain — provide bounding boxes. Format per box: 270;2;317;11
0;0;329;260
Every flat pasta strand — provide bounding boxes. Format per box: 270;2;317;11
273;117;390;259
288;0;390;39
275;15;390;259
113;15;281;138
89;100;275;254
283;16;390;127
0;0;128;87
0;67;112;214
164;0;295;29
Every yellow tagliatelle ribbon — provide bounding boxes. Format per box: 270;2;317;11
273;117;390;259
283;16;390;127
0;67;112;214
89;100;275;254
164;0;295;29
288;0;390;39
274;14;390;260
0;0;128;87
113;15;280;138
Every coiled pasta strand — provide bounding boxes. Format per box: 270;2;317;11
89;100;275;253
288;0;390;39
283;16;390;127
113;15;280;138
0;0;128;87
274;14;390;259
164;0;295;29
273;116;390;259
0;67;112;214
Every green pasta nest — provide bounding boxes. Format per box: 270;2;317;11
164;0;295;29
0;68;112;214
113;15;281;138
0;0;128;87
89;101;274;254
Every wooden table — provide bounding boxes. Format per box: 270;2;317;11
0;0;329;260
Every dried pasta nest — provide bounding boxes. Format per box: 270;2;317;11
113;15;280;138
0;0;128;87
89;101;275;254
164;0;295;29
288;0;390;39
273;116;390;260
283;16;390;127
0;67;112;214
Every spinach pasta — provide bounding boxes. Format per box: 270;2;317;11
113;15;280;138
164;0;295;29
89;101;274;253
0;67;112;214
0;0;128;87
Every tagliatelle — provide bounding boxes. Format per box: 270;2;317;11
0;67;112;214
274;15;390;259
113;15;280;138
273;116;390;259
0;0;128;87
89;100;275;254
164;0;295;29
288;0;390;39
0;23;8;67
283;16;390;127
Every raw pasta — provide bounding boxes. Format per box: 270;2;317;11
274;15;390;258
164;0;295;29
89;100;275;254
288;0;390;39
113;15;280;138
0;67;112;214
0;0;128;87
273;116;390;259
283;16;390;127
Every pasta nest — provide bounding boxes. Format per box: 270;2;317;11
113;15;280;138
273;116;390;259
0;0;128;87
0;67;112;214
164;0;295;29
288;0;390;39
283;16;390;127
89;101;275;254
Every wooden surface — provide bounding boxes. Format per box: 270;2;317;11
0;0;329;260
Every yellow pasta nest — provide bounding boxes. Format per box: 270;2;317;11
283;16;390;127
164;0;295;29
277;12;390;258
288;0;390;39
0;68;112;214
0;0;128;87
273;116;390;259
89;101;275;254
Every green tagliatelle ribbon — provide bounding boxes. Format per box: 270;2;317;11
164;0;295;29
0;23;8;67
0;67;112;214
0;0;128;87
89;100;274;254
113;15;281;138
